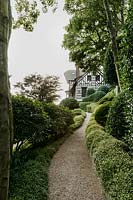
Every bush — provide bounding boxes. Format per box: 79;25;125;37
10;136;69;200
97;89;115;105
87;103;98;113
83;91;106;102
71;109;86;129
60;98;79;110
86;119;133;200
97;85;109;94
12;96;49;150
42;102;74;138
12;96;74;149
106;89;133;151
95;101;112;127
86;88;95;96
79;102;90;111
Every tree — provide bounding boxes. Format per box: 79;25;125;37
14;74;61;102
63;0;126;74
0;1;56;199
104;46;118;86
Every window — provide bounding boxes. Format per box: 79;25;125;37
96;75;100;81
82;87;87;97
87;75;91;81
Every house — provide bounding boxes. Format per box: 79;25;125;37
64;68;104;101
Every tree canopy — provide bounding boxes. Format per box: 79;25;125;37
14;74;61;102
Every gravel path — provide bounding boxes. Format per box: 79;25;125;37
48;114;105;200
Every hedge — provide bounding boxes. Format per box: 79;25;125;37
86;117;133;200
70;108;86;129
83;91;106;102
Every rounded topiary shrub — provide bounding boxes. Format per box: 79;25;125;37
95;101;112;127
97;85;109;94
83;91;106;102
79;102;90;111
60;98;79;110
86;88;96;96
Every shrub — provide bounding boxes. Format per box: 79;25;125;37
71;109;86;129
86;88;95;96
87;103;98;113
42;102;74;137
97;85;109;94
10;136;69;200
95;101;112;126
97;89;115;105
79;102;90;111
83;91;106;102
12;96;74;149
86;119;133;200
12;96;49;150
60;98;79;110
106;89;133;150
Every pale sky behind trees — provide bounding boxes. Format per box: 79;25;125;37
9;0;75;101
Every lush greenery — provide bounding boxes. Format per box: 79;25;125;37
70;108;86;129
83;91;106;103
86;88;96;96
86;114;133;200
106;89;133;151
12;95;74;150
10;135;70;200
97;85;109;94
95;101;112;127
60;98;79;110
79;102;90;111
14;74;61;102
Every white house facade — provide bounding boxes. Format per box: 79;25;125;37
64;69;104;101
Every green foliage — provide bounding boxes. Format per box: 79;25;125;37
70;108;86;129
118;1;133;90
10;136;68;200
106;89;133;151
87;103;98;113
97;85;109;94
86;88;95;96
42;102;74;137
14;0;56;31
83;91;106;102
79;102;90;111
12;95;49;150
86;119;133;200
63;0;125;72
104;46;118;86
95;101;112;126
12;96;74;149
97;89;115;105
60;98;79;110
14;74;61;102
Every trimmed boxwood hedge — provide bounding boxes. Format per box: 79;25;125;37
86;117;133;200
83;91;106;103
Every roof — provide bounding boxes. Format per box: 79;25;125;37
64;70;76;83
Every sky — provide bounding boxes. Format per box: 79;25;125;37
8;0;75;101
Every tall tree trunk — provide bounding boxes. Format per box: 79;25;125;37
103;0;121;90
0;0;12;199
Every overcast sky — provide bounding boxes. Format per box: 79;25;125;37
8;0;75;100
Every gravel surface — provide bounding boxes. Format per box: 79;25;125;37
48;113;105;200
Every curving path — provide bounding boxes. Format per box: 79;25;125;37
48;113;105;200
